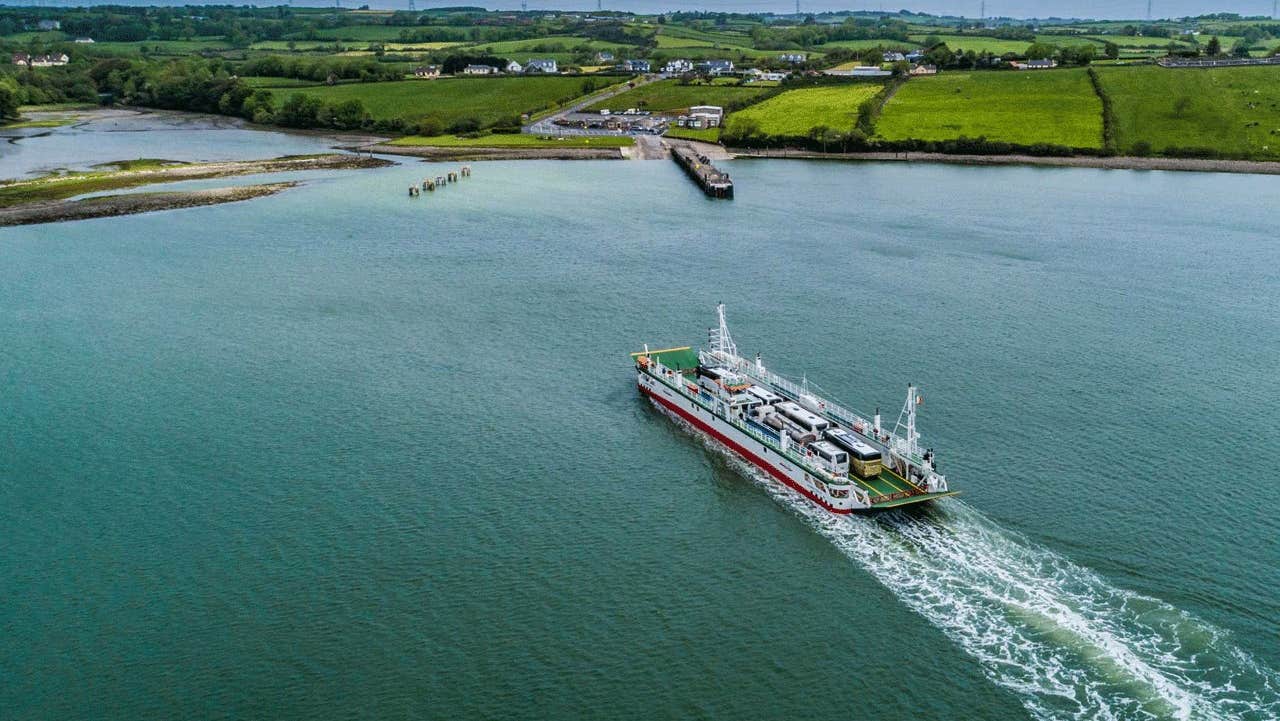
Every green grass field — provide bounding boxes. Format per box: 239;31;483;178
473;36;634;54
823;39;917;50
1096;65;1280;158
388;133;633;147
876;69;1103;149
725;84;882;137
276;77;593;127
307;26;410;42
583;79;770;113
655;34;716;48
86;39;233;56
663;126;720;142
656;25;753;46
241;76;325;88
0;31;67;43
907;34;1030;54
1082;34;1188;48
1035;34;1105;47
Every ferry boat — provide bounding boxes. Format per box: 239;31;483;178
633;304;957;512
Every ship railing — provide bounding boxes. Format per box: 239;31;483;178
717;353;931;469
725;414;851;487
654;355;876;508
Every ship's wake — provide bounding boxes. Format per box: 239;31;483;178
655;403;1280;721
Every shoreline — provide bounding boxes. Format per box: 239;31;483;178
0;183;298;226
1;154;394;226
360;143;626;161
727;149;1280;175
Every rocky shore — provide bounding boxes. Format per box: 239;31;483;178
729;149;1280;176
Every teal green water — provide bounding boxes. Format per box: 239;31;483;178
2;134;1279;720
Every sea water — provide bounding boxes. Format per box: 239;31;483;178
1;125;1278;720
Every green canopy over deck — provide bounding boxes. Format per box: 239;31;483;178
631;346;700;373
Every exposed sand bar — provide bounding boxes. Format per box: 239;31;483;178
0;154;394;227
0;183;302;227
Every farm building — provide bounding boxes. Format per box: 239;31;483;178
505;60;523;73
1011;59;1057;70
618;59;650;72
883;51;906;62
664;59;694;74
74;37;94;44
909;64;938;75
414;65;440;78
463;64;498;75
779;53;807;63
595;51;614;63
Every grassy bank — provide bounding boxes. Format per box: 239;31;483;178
389;134;633;148
664;127;721;142
2;116;79;129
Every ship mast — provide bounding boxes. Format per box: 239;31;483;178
893;384;921;459
709;301;738;362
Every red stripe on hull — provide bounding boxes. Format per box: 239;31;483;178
640;383;852;515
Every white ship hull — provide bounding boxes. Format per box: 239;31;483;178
633;305;955;513
638;369;861;513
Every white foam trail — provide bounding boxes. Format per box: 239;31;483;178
658;404;1280;721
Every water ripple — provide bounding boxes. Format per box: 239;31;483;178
662;403;1280;721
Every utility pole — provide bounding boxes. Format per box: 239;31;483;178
520;0;527;10
795;0;800;17
1146;0;1152;21
408;0;415;11
980;0;985;22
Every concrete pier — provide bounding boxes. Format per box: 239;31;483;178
672;146;733;199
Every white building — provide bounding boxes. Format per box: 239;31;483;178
524;58;558;74
505;60;523;73
463;64;497;75
701;59;734;75
688;105;724;127
663;59;694;74
14;52;70;67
